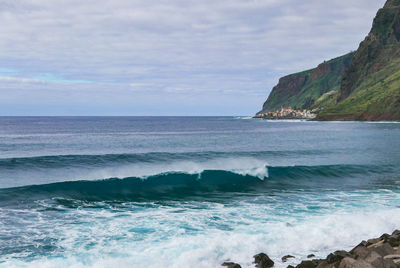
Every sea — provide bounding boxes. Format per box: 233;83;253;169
0;116;399;268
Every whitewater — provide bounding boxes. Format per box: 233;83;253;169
0;116;399;268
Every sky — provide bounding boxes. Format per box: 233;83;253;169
0;0;387;116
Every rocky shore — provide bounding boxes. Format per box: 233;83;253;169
223;230;400;268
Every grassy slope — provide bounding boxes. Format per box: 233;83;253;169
261;53;353;112
318;59;400;120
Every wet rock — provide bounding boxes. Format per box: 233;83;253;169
326;250;350;264
282;255;295;262
254;253;274;268
392;230;400;236
287;266;295;268
221;262;242;268
307;254;315;258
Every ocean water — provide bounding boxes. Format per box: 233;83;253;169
0;116;400;268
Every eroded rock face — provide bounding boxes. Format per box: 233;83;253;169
338;0;400;101
259;52;354;113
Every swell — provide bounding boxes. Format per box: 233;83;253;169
0;150;324;168
0;164;387;203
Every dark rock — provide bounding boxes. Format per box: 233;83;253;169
295;260;319;268
221;262;242;268
380;233;391;241
387;235;400;247
326;250;350;264
282;255;295;262
392;230;400;236
287;266;295;268
295;260;316;268
254;253;274;268
350;241;367;254
295;259;324;268
307;254;315;258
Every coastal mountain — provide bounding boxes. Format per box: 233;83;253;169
258;0;400;121
259;52;354;113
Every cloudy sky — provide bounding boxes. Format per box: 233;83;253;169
0;0;386;115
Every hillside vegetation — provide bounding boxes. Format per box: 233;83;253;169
258;0;400;121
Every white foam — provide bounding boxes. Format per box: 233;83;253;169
2;191;400;268
49;157;270;183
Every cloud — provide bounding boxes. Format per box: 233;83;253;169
0;0;387;115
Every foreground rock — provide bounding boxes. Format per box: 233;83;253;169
222;229;400;268
292;229;400;268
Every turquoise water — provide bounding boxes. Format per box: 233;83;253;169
0;117;399;267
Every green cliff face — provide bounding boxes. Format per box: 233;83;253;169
259;52;354;113
318;0;400;120
258;0;400;121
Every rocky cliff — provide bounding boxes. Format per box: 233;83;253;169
258;53;354;113
318;0;400;120
258;0;400;121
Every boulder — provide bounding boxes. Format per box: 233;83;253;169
392;230;400;236
349;241;367;253
380;233;391;241
221;262;241;268
366;238;381;246
315;260;337;268
307;254;316;258
326;250;351;264
338;257;373;268
364;250;396;268
368;241;395;257
254;253;274;268
387;235;400;247
351;245;371;259
295;260;317;268
295;259;323;268
282;255;295;262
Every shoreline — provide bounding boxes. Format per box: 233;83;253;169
223;229;400;268
252;116;400;123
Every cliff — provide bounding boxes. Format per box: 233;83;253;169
258;0;400;121
318;0;400;120
258;52;354;113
